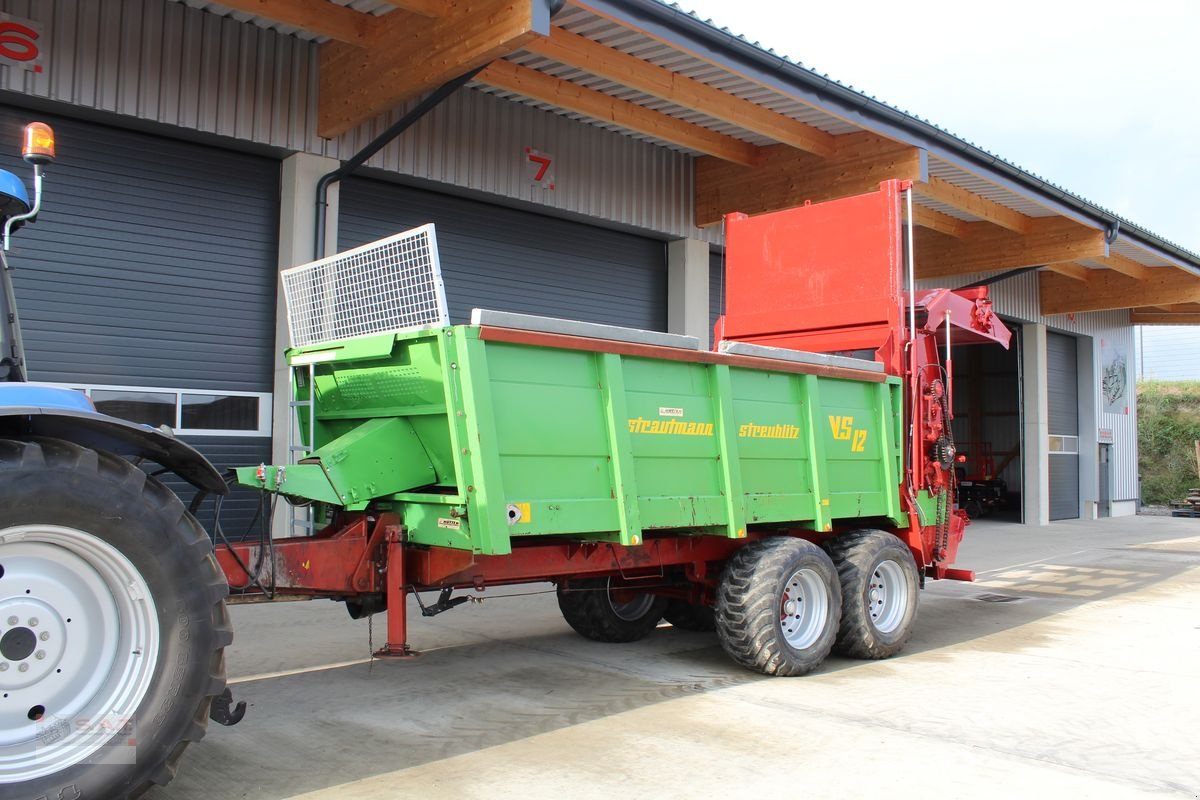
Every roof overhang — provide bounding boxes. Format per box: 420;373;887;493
182;0;1200;319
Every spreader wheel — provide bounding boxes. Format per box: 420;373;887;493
715;537;841;676
0;438;230;799
556;577;667;643
825;529;920;659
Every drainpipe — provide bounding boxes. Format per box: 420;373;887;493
312;0;566;260
313;64;487;261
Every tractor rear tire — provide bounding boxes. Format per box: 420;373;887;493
715;537;841;676
662;599;716;632
825;529;920;659
0;438;230;799
557;577;667;643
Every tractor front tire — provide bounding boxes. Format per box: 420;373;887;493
557;578;667;643
0;438;230;799
715;537;841;676
825;529;920;659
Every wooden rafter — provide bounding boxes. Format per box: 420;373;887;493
387;0;449;17
319;0;548;139
522;26;837;158
214;0;372;43
1044;262;1092;282
916;176;1033;234
910;205;969;238
914;217;1107;279
694;134;926;226
1041;269;1200;314
1130;306;1200;324
479;60;761;165
1092;253;1153;281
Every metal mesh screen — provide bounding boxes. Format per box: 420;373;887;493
281;224;449;347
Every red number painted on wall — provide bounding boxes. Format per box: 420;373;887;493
524;147;555;190
0;15;44;74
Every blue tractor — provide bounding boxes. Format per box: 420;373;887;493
0;123;234;798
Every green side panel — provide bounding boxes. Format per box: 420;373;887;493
236;324;907;555
729;367;819;526
816;377;894;521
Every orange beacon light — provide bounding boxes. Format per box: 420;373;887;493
22;122;55;166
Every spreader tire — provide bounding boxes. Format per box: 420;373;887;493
825;529;919;659
0;438;230;799
715;537;840;676
662;599;716;632
557;578;667;643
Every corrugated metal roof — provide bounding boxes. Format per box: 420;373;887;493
165;0;1199;276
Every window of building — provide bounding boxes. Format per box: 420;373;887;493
54;384;271;436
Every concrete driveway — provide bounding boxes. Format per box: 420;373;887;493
147;515;1200;799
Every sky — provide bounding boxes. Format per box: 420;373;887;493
675;0;1200;256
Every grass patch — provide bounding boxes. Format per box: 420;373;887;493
1138;381;1200;504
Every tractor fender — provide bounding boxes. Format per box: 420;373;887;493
0;401;228;495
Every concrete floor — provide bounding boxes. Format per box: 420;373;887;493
147;515;1200;799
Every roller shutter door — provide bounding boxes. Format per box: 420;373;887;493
339;178;666;330
1047;332;1080;520
0;107;277;535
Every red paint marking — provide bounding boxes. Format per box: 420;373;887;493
528;153;552;182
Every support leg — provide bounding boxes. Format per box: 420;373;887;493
376;526;420;659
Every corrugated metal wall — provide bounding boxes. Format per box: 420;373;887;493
0;0;715;243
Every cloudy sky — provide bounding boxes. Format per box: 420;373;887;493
676;0;1200;255
674;0;1200;379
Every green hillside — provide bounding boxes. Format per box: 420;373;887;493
1138;381;1200;505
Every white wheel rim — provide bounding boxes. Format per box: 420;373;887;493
779;568;829;649
0;525;160;783
867;559;909;635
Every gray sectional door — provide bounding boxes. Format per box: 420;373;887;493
0;107;278;535
1047;332;1080;520
339;177;667;330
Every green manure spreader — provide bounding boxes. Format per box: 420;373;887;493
1;155;1010;797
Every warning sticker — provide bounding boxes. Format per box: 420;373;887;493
437;518;461;530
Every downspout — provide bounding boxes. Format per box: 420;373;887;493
313;64;487;261
312;0;566;261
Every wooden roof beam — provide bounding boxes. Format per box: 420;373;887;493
1093;253;1153;281
1130;306;1200;324
1045;262;1092;282
479;60;761;165
917;176;1033;234
910;205;969;238
914;217;1107;279
522;26;838;157
319;0;548;139
694;134;927;227
214;0;373;44
1041;269;1200;314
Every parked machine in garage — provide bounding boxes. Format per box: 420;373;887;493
955;441;1009;518
0;124;1010;799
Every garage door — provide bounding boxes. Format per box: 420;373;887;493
1047;332;1080;520
0;107;277;536
339;177;667;330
